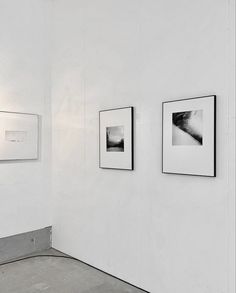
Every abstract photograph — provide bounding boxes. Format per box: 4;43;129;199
162;95;216;176
99;106;133;170
0;112;39;160
172;110;203;145
106;126;124;152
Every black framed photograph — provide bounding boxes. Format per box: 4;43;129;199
99;107;134;170
162;95;216;177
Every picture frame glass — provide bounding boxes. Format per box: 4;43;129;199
0;112;39;160
162;96;216;176
99;107;133;170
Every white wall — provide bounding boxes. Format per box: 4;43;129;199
51;0;235;292
0;0;52;237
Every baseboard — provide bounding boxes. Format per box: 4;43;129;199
0;226;52;263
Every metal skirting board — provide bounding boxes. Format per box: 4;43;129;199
0;226;52;263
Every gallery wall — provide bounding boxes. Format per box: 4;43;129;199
51;0;235;292
0;0;52;237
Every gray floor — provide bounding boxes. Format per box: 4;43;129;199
0;249;146;293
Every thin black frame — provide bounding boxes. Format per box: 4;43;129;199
99;106;134;170
162;95;216;177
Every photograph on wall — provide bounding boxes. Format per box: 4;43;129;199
99;107;133;170
0;111;39;160
172;110;203;145
162;95;216;176
106;126;124;152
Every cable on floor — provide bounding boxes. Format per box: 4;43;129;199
0;253;150;292
0;254;79;267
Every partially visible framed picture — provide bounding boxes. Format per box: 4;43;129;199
0;111;39;161
162;95;216;177
99;107;134;170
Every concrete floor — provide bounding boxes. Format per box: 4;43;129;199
0;249;146;293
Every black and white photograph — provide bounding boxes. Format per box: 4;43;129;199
99;107;133;170
162;95;216;177
172;110;203;145
0;111;39;161
106;126;124;152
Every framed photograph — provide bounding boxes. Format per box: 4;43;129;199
0;111;39;161
99;107;134;170
162;95;216;177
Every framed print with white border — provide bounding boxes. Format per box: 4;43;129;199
162;95;216;177
99;107;134;170
0;111;39;161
